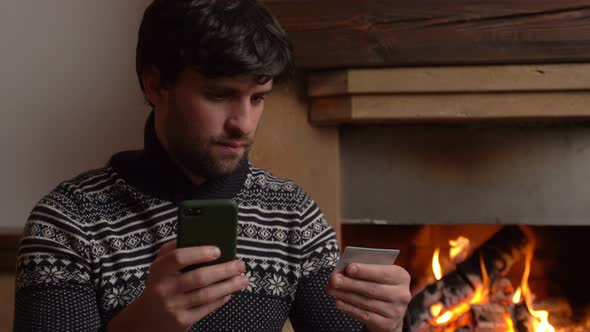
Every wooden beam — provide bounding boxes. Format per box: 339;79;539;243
309;64;590;97
263;0;590;68
310;92;590;124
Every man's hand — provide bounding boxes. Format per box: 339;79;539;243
107;240;249;332
326;264;411;332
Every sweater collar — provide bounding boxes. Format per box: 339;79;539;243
109;111;249;202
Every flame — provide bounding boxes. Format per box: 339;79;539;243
479;252;490;291
532;311;555;332
435;311;453;324
512;287;522;303
518;249;556;332
430;303;443;317
432;248;442;280
449;236;470;261
505;312;516;332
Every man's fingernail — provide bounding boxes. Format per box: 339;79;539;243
241;275;249;286
210;247;220;257
348;264;359;275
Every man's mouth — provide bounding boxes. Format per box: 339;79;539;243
220;141;246;149
215;140;251;154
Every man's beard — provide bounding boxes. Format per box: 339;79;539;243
164;100;253;179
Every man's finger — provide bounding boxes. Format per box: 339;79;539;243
177;260;246;292
329;273;390;301
333;299;392;328
179;273;248;307
344;263;411;285
329;274;407;303
156;240;177;258
157;246;221;272
328;288;393;318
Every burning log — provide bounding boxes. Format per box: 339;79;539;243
490;278;515;307
512;298;576;331
511;301;533;332
471;304;509;331
408;226;531;331
533;299;573;327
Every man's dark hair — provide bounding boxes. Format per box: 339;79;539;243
136;0;293;98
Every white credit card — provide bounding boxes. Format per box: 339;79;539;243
333;246;400;274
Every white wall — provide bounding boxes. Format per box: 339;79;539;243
0;1;150;231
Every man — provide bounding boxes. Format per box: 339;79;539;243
14;1;411;331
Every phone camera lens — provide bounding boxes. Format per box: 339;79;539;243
183;208;202;216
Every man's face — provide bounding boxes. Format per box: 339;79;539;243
154;69;272;179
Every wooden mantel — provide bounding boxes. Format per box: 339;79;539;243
263;0;590;69
308;64;590;124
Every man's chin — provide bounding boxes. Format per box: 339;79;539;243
201;154;246;178
174;148;248;179
212;161;242;177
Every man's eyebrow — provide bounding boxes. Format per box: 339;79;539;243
203;86;241;94
203;85;273;95
254;88;272;95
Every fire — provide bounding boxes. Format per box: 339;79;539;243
532;311;555;332
449;236;470;262
430;303;443;317
516;250;556;332
432;248;442;280
512;287;522;303
435;311;453;324
505;312;516;332
428;233;556;331
431;237;471;282
431;253;489;326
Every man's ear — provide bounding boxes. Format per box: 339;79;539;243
142;66;167;107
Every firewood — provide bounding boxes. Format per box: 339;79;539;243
490;278;515;307
409;226;531;331
511;301;533;332
533;298;573;326
471;304;509;331
454;327;471;332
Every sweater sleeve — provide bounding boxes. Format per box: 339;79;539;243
13;190;102;332
288;195;365;332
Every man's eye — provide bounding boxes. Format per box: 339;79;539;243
206;93;226;101
252;95;265;103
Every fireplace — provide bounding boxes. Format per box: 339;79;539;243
336;122;590;331
342;224;590;331
300;58;590;330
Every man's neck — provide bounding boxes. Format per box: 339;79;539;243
168;156;207;187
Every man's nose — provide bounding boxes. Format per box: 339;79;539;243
225;99;256;137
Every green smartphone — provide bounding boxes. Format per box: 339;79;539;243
176;199;238;272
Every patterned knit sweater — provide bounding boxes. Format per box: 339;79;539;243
14;114;368;332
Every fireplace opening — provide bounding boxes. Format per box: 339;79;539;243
341;224;590;331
